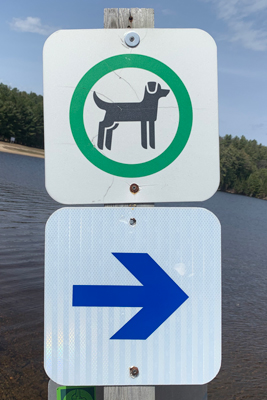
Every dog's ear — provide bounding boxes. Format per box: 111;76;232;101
147;82;157;94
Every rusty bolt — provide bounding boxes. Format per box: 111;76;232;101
129;366;139;378
130;183;139;194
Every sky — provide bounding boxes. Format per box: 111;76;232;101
0;0;267;145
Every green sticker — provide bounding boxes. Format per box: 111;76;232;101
57;386;95;400
70;54;193;178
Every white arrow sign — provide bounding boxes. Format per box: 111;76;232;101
44;207;221;386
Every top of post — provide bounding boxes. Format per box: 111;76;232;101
104;8;154;29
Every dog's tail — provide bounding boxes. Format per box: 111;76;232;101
93;92;109;110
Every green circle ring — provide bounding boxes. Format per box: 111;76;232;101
69;54;193;178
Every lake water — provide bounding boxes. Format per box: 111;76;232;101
0;151;267;399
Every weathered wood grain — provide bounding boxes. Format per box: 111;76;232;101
104;8;154;29
104;8;118;29
129;8;154;29
104;386;155;400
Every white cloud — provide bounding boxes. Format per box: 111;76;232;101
219;66;267;85
162;9;175;16
219;66;265;79
203;0;267;51
10;17;56;36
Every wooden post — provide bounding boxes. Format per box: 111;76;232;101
104;10;155;400
104;8;154;29
103;8;207;400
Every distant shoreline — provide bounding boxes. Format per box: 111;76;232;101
1;141;267;201
0;142;44;158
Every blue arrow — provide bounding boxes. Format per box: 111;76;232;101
73;253;189;340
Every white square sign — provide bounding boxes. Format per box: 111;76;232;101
44;207;221;386
43;29;219;204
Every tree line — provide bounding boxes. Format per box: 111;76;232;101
220;135;267;199
0;83;43;148
1;83;267;199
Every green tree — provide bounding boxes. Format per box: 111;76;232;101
0;83;44;148
220;135;267;199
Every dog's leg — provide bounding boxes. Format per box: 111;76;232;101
105;123;119;150
97;121;108;150
141;121;147;149
149;121;155;149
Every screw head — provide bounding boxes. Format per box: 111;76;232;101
124;31;140;47
129;218;136;226
129;366;139;378
130;183;139;194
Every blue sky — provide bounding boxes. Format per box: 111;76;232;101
1;0;267;145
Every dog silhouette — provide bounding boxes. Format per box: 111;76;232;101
93;82;170;150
